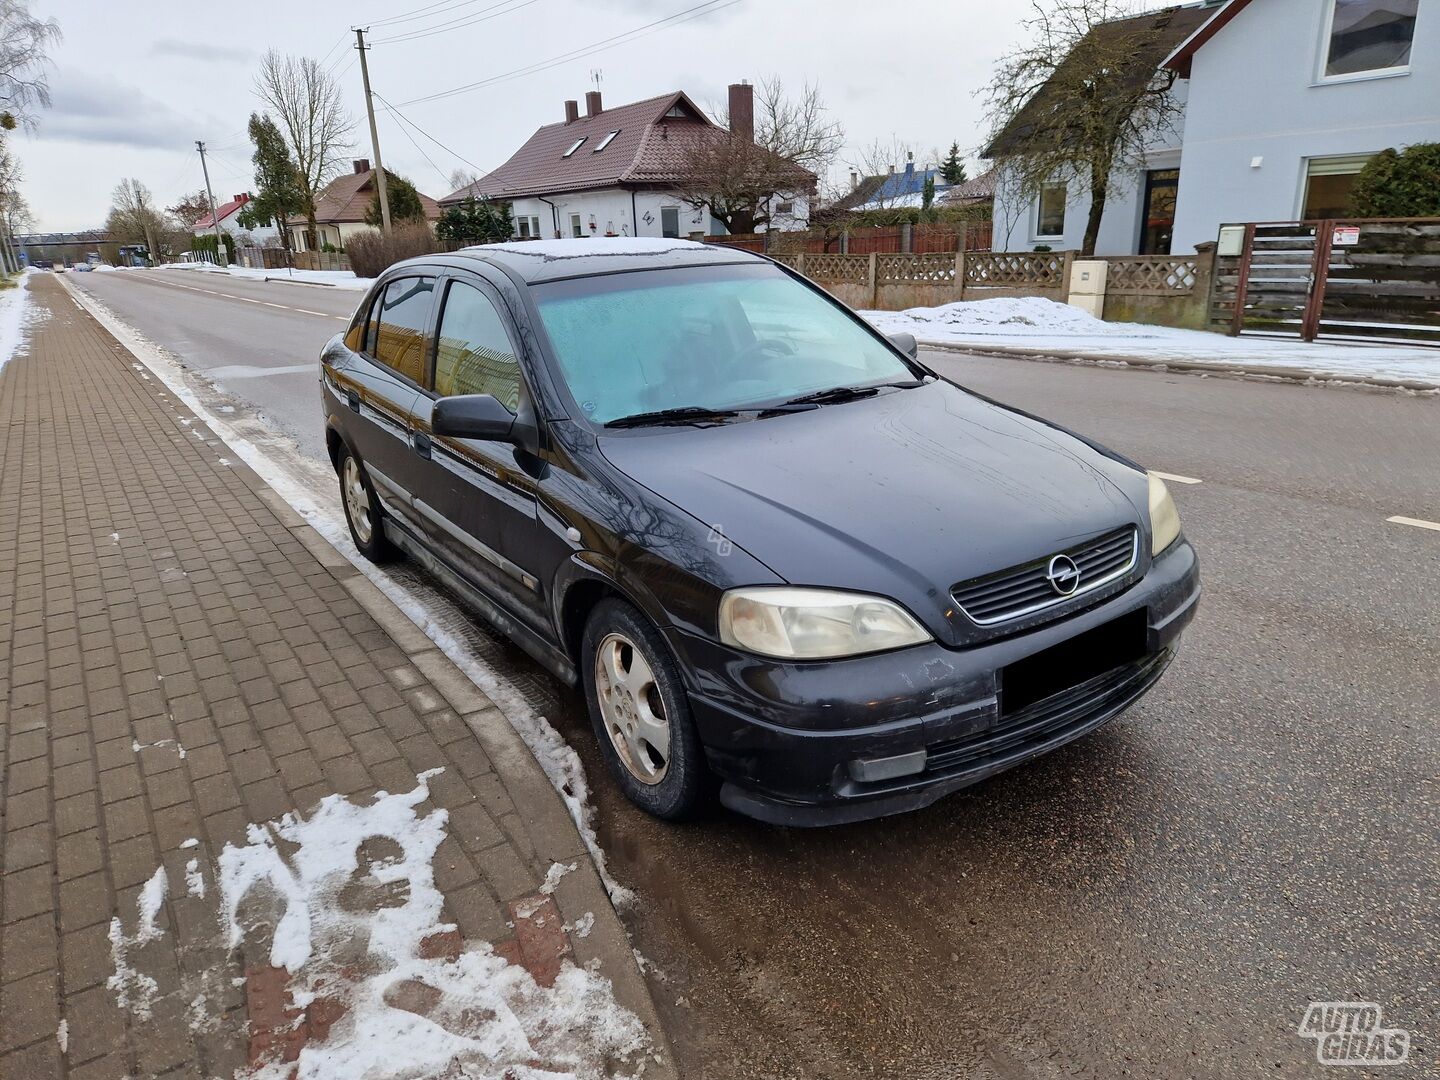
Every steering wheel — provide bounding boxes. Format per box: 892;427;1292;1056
734;337;797;365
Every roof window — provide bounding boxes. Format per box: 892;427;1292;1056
563;137;586;157
593;130;620;152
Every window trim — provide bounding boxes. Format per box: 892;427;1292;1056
366;273;439;393
1034;181;1068;240
1316;0;1418;83
428;276;525;408
1298;152;1377;218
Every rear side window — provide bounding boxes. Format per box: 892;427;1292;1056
433;281;522;411
370;276;435;385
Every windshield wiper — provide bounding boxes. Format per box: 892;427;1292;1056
604;406;742;429
777;380;924;408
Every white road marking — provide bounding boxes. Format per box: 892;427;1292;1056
1152;470;1203;485
1387;515;1440;533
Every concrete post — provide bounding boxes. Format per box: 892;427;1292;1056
868;251;878;308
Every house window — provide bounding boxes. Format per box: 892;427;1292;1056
570;213;584;238
1036;182;1067;238
776;200;794;215
593;130;620;152
517;219;531;239
531;216;542;237
661;207;680;238
1303;154;1375;218
1324;0;1418;78
563;137;586;157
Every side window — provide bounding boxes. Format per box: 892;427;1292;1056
371;276;436;385
434;281;522;411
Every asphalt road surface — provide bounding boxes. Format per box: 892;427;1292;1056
69;268;1439;1078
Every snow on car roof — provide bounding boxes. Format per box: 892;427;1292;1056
452;236;760;283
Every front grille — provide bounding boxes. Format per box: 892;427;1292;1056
924;650;1169;777
952;527;1138;626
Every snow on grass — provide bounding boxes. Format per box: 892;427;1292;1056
157;262;375;291
861;296;1440;387
218;772;649;1079
0;271;43;377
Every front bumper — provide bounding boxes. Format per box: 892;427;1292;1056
666;537;1200;826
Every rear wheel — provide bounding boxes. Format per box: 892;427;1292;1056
338;447;398;563
582;599;709;820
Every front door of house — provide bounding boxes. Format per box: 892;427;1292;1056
1140;169;1179;255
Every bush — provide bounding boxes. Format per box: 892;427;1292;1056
1349;143;1440;218
346;223;438;278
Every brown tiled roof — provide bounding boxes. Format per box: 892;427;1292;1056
984;4;1213;158
440;91;813;204
287;169;442;226
941;167;997;205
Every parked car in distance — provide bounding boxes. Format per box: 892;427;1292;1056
320;238;1200;825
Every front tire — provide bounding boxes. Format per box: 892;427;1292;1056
338;447;398;564
582;599;709;821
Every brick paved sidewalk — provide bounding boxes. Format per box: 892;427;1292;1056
0;274;671;1079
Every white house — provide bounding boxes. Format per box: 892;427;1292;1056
193;192;279;246
439;84;814;240
989;0;1439;255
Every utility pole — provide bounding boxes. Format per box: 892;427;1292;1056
355;28;391;234
196;140;227;265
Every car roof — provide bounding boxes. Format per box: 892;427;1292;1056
432;236;764;284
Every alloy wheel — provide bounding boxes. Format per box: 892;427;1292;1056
594;631;670;785
343;456;372;544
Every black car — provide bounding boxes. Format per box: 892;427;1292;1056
321;238;1199;826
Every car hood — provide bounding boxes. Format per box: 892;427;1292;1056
598;380;1148;644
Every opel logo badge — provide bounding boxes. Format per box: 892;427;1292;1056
1046;554;1082;596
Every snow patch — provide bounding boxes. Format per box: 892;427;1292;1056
107;916;160;1020
185;858;206;898
540;861;578;895
861;297;1440;386
133;737;186;759
216;774;649;1079
0;273;38;376
56;1019;67;1053
137;866;168;943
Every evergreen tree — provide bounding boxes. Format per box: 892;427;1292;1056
365;172;428;227
436;197;512;244
240;113;305;255
940;142;968;186
922;172;936;212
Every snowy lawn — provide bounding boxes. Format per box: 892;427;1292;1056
159;262;375;291
862;296;1440;387
0;272;38;375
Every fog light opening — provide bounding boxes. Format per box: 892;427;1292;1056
848;749;928;784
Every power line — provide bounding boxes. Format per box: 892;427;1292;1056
366;0;485;28
373;91;486;177
388;0;742;109
370;0;540;44
374;95;450;187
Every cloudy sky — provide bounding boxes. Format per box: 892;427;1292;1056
19;0;1167;232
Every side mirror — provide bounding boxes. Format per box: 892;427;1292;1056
886;331;919;360
433;394;516;442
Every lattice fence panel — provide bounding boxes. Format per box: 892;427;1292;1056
876;253;957;285
965;253;1065;287
804;253;871;285
1106;257;1198;293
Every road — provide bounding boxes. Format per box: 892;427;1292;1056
70;268;1439;1078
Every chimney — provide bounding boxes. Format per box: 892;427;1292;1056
353;159;370;174
728;81;754;142
585;90;602;118
564;99;579;123
849;170;858;189
233;194;248;204
887;163;895;174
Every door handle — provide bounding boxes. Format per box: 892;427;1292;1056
413;432;432;459
345;389;360;413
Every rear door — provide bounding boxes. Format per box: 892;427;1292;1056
407;273;547;631
343;274;437;530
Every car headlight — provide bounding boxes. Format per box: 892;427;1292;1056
1148;472;1182;555
718;587;932;659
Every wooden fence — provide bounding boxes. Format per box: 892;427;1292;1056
1211;218;1440;344
707;221;992;256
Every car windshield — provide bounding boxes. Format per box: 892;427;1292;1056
532;263;916;425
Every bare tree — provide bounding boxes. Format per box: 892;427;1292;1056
446;167;479;195
675;77;840;234
107;178;166;264
254;50;352;250
0;0;60;132
983;0;1185;255
843;137;920;210
168;189;212;229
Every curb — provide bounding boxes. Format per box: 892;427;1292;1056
57;274;677;1079
916;339;1440;393
168;265;350;290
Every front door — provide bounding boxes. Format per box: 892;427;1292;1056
407;274;546;631
1139;169;1179;255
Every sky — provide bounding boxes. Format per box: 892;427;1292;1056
17;0;1171;232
